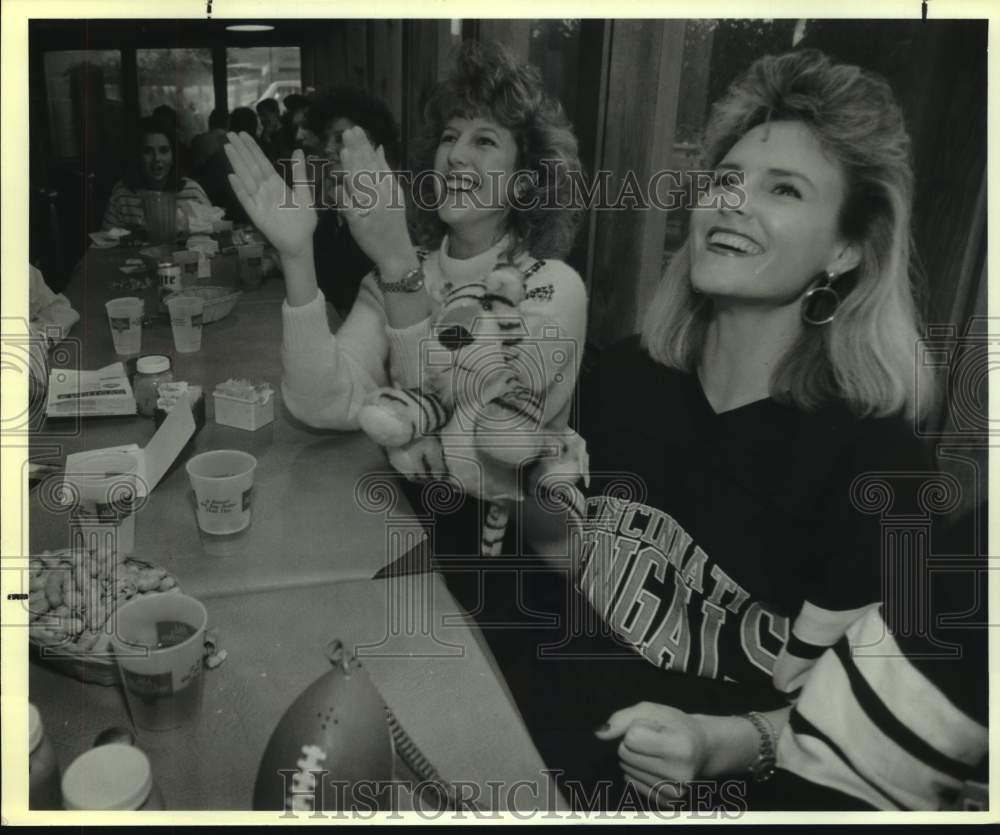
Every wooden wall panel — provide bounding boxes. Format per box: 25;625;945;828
369;20;404;133
588;20;686;348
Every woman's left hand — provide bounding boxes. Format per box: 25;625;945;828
339;126;414;273
595;702;711;806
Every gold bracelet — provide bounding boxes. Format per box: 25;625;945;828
742;711;777;782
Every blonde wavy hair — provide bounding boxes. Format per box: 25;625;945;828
642;49;935;419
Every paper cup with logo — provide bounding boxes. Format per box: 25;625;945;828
105;297;143;356
171;249;201;285
185;450;257;535
236;243;265;290
65;451;140;558
166;295;205;354
111;593;208;731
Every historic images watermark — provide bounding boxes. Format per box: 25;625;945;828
267;770;749;820
276;159;748;214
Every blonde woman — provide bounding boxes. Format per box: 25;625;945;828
514;49;946;811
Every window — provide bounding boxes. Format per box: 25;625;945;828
664;19;802;263
43;50;122;158
137;48;214;143
529;20;582;129
226;46;302;110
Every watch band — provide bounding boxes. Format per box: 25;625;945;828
742;711;777;782
373;263;425;294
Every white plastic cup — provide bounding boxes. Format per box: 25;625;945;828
65;451;139;558
185;450;257;535
105;297;143;356
166;295;205;353
110;594;208;732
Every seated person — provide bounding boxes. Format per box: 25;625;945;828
280;93;318;155
512;49;946;811
256;98;283;164
191;107;229;172
101;116;210;232
197;108;260;225
304;86;402;319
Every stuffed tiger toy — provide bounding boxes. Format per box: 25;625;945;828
358;262;588;556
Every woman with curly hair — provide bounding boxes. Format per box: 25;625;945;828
224;40;587;554
507;48;974;812
101;116;210;231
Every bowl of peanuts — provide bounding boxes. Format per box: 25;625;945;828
28;548;180;685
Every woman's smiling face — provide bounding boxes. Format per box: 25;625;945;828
690;120;857;307
139;132;173;189
433;115;519;240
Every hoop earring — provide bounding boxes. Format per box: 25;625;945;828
801;271;841;326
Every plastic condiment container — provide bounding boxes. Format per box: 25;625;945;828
134;355;173;417
29;703;61;810
61;744;165;810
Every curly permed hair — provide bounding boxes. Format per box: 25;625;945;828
409;40;584;260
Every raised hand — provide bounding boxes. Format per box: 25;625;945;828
225;131;317;259
338;126;414;273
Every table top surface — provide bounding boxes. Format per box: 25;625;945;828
29;246;421;597
21;244;556;816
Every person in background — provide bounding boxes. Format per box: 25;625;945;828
151;104;191;172
229;106;260;140
191;107;229;171
512;48;947;811
195;108;261;224
304;85;401;319
101;116;210;231
256;98;283;164
280;93;318;154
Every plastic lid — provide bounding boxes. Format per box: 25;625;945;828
137;355;171;374
28;703;42;753
62;744;153;810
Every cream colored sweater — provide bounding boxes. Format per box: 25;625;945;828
281;236;588;432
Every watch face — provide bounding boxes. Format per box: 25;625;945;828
402;268;424;291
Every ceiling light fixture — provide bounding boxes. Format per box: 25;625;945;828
225;24;275;32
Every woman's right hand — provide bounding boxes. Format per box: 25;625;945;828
224;131;317;260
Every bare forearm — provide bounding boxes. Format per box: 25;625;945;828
693;706;791;777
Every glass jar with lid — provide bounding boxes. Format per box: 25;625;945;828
133;355;173;417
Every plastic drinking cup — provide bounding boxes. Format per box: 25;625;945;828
105;297;143;356
166;296;205;354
